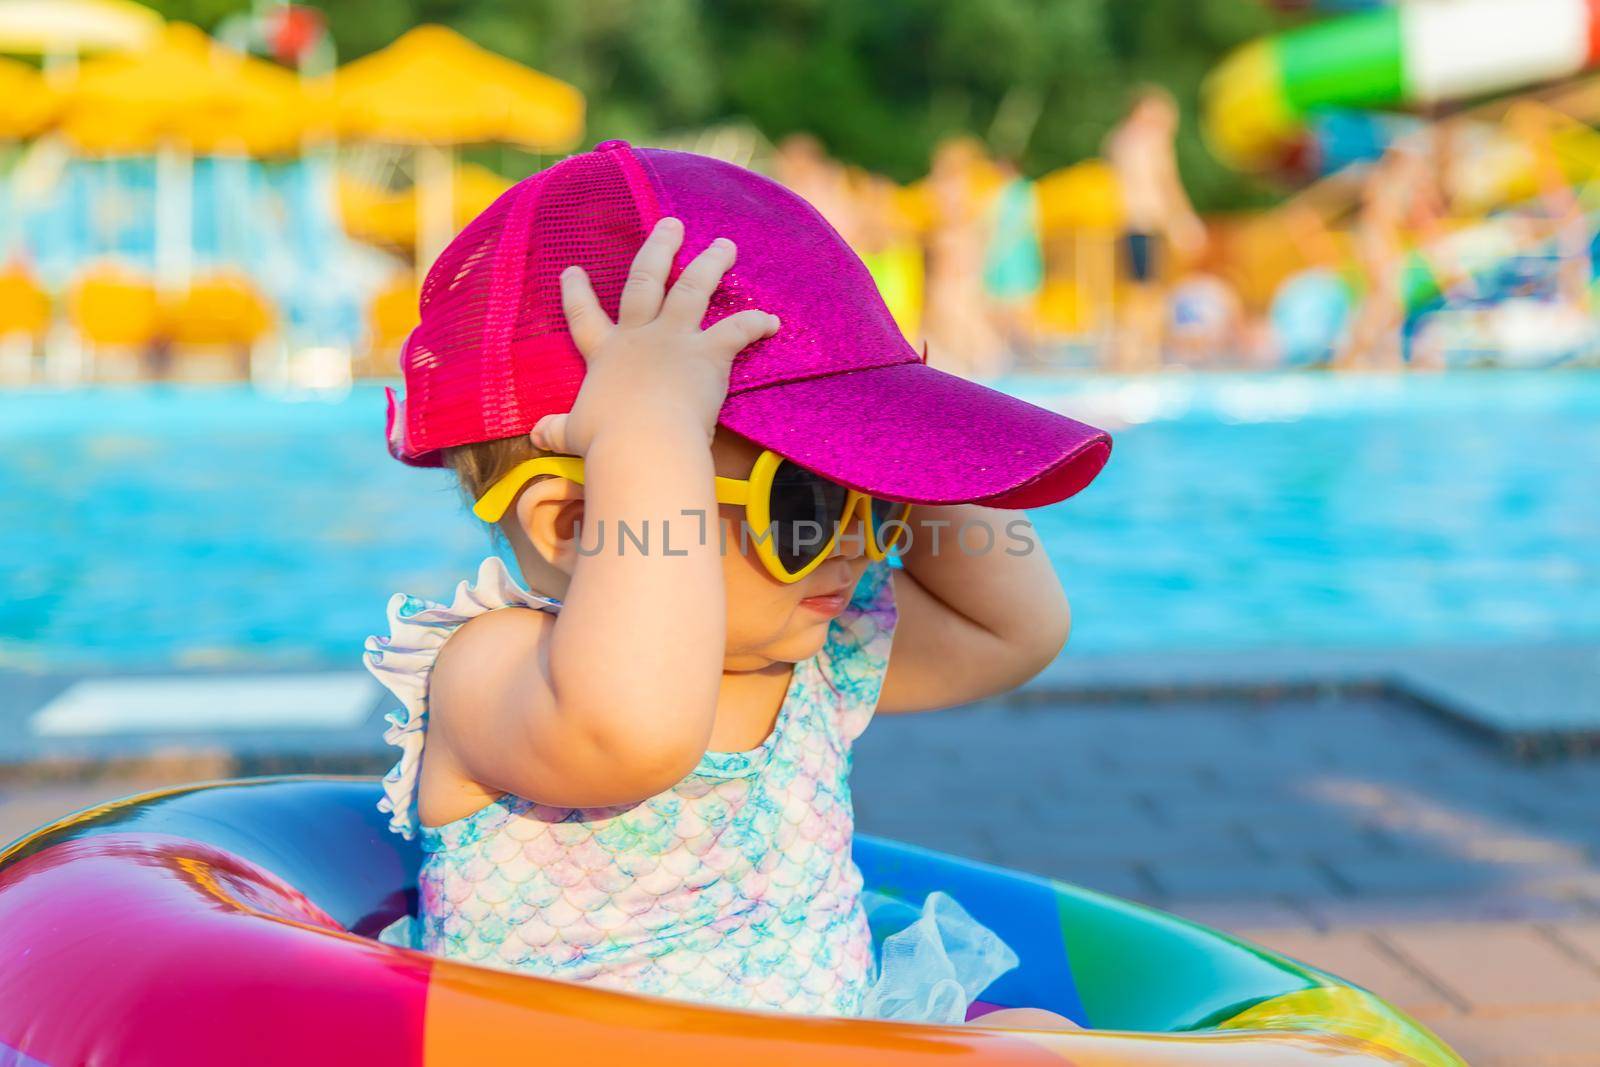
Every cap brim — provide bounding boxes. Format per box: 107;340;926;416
717;362;1111;509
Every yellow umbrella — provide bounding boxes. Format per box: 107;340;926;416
328;24;584;271
1031;161;1123;337
1035;159;1122;232
0;0;161;58
330;25;583;149
339;162;511;249
60;22;306;155
0;55;56;138
67;263;161;348
167;272;273;347
0;264;49;336
367;271;422;363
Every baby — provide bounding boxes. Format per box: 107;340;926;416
366;140;1111;1029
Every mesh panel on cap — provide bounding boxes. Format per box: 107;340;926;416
508;147;659;424
400;145;658;458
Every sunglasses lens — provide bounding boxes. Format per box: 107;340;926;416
870;497;912;552
769;459;849;574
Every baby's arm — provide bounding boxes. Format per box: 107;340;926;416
877;505;1070;713
428;218;781;809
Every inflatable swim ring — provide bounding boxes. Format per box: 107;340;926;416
0;776;1464;1065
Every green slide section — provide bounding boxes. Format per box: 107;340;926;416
1277;6;1406;113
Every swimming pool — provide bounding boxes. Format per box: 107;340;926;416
3;373;1598;671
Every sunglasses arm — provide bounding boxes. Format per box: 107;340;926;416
475;458;754;523
713;477;750;506
472;456;588;523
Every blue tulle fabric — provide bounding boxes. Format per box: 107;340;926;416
857;888;1019;1024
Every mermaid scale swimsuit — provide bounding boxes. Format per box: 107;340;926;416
365;556;1016;1022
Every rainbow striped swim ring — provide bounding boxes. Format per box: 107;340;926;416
0;777;1463;1065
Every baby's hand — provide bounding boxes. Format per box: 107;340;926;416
533;217;781;455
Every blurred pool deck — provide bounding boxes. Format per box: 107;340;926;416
2;644;1598;1064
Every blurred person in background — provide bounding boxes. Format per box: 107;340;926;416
980;154;1045;365
1335;131;1449;370
1167;269;1243;367
1266;202;1357;368
1103;85;1207;371
921;137;1007;378
852;171;926;344
1460;108;1600;368
1514;106;1595;320
1335;148;1415;370
773;133;862;247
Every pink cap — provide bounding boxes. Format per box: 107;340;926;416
388;139;1110;507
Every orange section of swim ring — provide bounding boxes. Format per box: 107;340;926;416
420;959;1423;1066
420;959;1067;1065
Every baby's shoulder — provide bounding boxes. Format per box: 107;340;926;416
366;555;561;732
434;603;554;689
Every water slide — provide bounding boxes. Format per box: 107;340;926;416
1204;0;1600;172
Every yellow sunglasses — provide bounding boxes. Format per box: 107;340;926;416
473;449;912;584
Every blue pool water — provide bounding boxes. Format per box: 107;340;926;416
3;373;1599;671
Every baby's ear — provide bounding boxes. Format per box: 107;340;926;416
513;478;586;570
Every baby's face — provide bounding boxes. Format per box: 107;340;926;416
711;430;871;672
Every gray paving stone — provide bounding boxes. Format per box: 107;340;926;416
1381;825;1591;870
1513;795;1600;830
1242;823;1399;862
1024;642;1600;748
1360;801;1571;854
1146;857;1343;901
1385;780;1555;825
1014;794;1167;831
989;821;1255;868
1324;856;1558;898
1026;783;1169;815
851;802;1016;852
1149;793;1370;831
1201;758;1305;791
1302;893;1596;928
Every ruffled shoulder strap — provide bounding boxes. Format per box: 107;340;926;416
812;558;899;749
362;556;561;840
